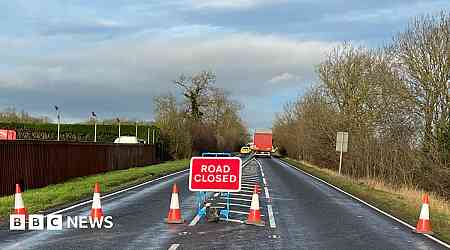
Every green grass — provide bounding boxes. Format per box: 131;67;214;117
283;158;450;244
0;159;189;222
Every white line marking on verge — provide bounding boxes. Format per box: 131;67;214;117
267;205;276;228
168;244;180;250
255;159;277;229
274;158;450;249
45;168;190;217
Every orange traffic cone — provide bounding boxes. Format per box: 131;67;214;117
90;182;104;220
245;185;265;226
165;183;184;224
13;184;28;217
414;194;433;234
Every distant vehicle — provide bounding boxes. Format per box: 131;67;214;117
201;152;232;157
0;129;17;140
240;146;251;154
114;136;144;144
253;129;272;157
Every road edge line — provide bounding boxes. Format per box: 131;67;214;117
255;159;276;229
275;158;450;249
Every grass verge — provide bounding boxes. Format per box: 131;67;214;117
282;157;450;244
0;159;189;222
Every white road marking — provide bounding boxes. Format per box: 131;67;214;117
168;244;180;250
242;175;260;178
237;190;254;194
217;202;251;208
267;205;276;228
229;210;265;216
264;187;270;199
219;218;244;223
255;159;277;229
230;193;253;197
241;181;259;184
242;178;260;181
45;168;190;217
275;159;450;249
226;197;253;202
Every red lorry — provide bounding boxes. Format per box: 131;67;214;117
0;129;17;140
253;129;272;157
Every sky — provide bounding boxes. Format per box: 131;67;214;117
0;1;449;129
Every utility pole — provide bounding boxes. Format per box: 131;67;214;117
135;121;138;138
55;105;61;141
117;118;121;142
92;112;97;142
152;129;155;144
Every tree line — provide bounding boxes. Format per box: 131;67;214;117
274;12;450;197
154;71;249;159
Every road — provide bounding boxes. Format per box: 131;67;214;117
0;157;447;249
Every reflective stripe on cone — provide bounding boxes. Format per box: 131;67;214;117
165;183;184;224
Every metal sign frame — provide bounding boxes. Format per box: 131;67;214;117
189;157;242;192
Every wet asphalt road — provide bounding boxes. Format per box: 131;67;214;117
0;157;447;249
0;169;196;249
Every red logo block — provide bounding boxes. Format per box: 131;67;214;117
189;157;242;192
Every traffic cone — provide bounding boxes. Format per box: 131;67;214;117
414;193;433;234
13;184;28;217
245;185;265;226
165;183;184;224
90;182;104;220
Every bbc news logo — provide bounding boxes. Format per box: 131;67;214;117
10;214;114;230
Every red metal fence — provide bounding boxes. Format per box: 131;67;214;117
0;140;159;196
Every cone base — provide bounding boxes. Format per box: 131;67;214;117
245;220;265;226
413;229;433;235
165;218;184;224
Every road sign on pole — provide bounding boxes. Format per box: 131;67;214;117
189;157;242;192
336;132;349;175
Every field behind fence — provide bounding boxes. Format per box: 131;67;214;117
0;140;160;196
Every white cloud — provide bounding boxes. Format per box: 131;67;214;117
190;0;285;9
0;28;337;127
269;72;301;83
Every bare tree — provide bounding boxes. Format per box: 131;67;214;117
391;12;450;154
174;71;216;121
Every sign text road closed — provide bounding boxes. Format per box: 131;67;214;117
189;157;242;192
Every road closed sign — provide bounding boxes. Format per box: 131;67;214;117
189;157;242;192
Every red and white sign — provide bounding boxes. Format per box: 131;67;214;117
189;157;242;192
0;129;16;140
